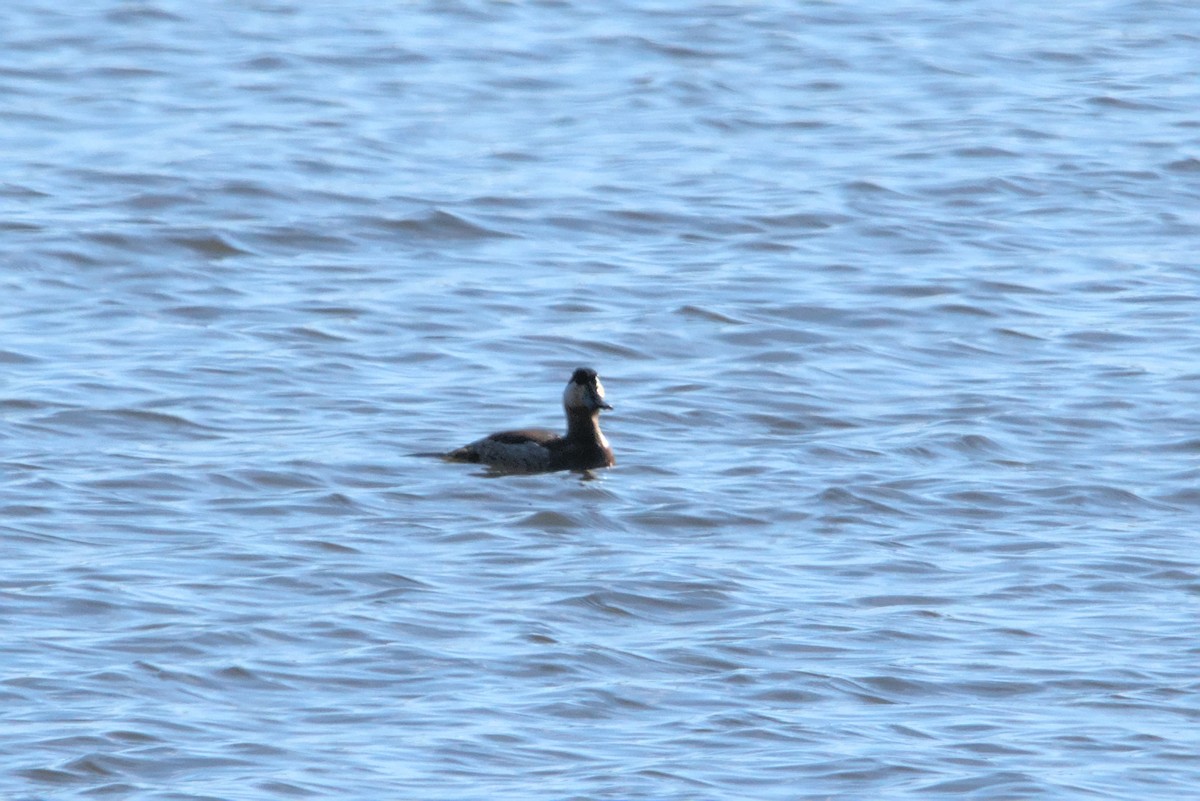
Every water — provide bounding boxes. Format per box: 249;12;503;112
3;1;1200;799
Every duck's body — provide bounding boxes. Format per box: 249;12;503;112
446;367;615;473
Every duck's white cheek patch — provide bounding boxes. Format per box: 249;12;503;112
562;383;587;408
595;380;605;400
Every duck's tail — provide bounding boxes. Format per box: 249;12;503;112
411;449;477;463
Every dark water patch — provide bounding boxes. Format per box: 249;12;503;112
0;504;53;517
1064;329;1143;346
1030;484;1162;511
676;304;744;324
993;326;1046;340
368;210;516;241
217;179;288;200
750;211;847;230
560;587;734;622
1087;95;1166;111
256;779;322;797
279;325;354;343
513;510;584;531
918;771;1046;796
945;434;1003;454
209;469;324;493
1164;157;1200;173
855;595;953;609
870;283;954;298
15;767;81;785
933;302;996;317
246;226;356;252
719;325;829;347
843;179;903;195
953;146;1018;158
736;238;797;252
297;538;361;554
0;219;42;232
168;232;252;258
35;408;221;436
163;305;230;322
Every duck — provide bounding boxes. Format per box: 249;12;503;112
445;367;615;473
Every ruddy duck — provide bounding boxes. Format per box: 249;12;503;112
445;367;615;473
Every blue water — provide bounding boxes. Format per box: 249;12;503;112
3;2;1200;799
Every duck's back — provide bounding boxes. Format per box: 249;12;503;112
446;429;560;471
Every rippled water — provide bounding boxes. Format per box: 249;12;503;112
4;1;1200;799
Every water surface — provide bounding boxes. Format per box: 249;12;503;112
3;2;1200;799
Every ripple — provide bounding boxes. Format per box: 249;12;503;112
4;2;1200;799
368;209;516;241
35;408;221;436
168;232;252;257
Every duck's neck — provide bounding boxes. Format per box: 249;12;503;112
565;408;603;443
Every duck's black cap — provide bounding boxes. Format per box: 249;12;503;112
570;367;598;384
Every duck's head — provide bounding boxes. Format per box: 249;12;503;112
563;367;612;413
